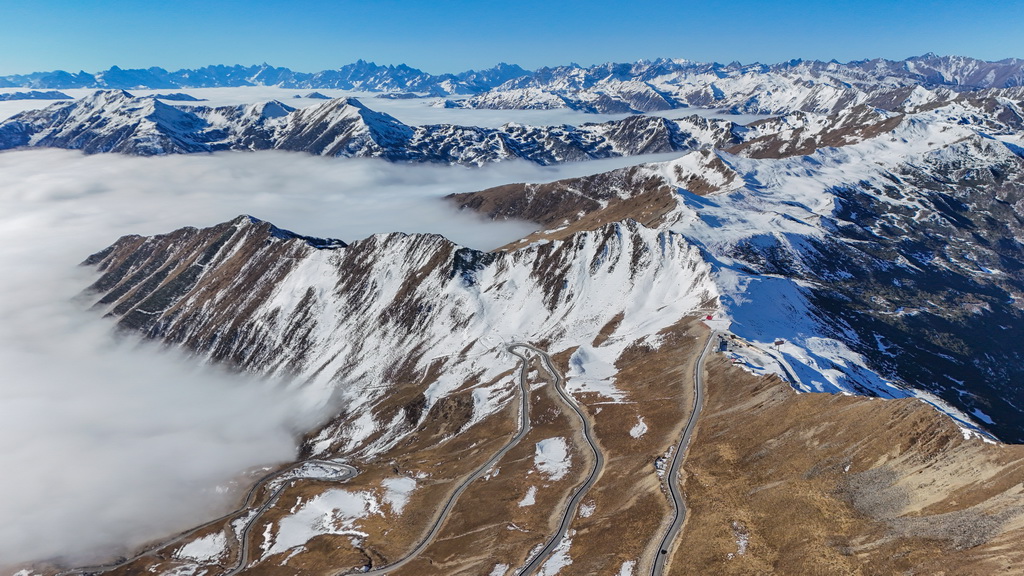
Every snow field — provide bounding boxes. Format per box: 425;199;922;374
261;488;379;559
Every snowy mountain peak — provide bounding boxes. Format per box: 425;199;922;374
234;215;347;249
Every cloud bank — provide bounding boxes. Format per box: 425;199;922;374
0;148;679;568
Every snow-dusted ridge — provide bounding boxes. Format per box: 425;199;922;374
83;214;717;458
0;90;739;164
3;86;1020;169
445;54;1024;115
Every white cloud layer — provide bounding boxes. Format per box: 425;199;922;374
0;148;678;568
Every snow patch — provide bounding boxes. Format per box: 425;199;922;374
566;345;624;401
971;408;995;425
578;501;595;518
382;477;417;514
534;437;571;481
518;486;537;507
629;416;648;438
537;530;574;576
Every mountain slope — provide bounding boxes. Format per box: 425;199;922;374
679;353;1024;575
56;209;1024;576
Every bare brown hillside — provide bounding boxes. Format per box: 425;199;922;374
677;346;1024;575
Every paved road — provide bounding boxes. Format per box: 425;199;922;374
650;330;717;576
337;344;533;575
516;344;604;576
58;460;357;576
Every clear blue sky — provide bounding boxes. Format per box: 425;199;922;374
1;0;1022;75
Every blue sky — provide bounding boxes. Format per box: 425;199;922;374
1;0;1022;74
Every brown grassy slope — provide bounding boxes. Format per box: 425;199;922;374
447;166;679;249
676;352;1024;575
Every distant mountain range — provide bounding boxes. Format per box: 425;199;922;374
443;54;1024;114
2;54;1023;99
0;90;738;164
0;60;530;95
2;86;1020;168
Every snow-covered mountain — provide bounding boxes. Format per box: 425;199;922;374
4;86;1021;167
12;52;1024;576
3;54;1022;101
451;112;1024;443
83;215;716;456
444;54;1024;114
0;90;739;164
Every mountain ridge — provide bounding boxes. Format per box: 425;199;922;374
3;54;1023;95
0;90;741;164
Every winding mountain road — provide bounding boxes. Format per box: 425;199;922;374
516;344;604;576
338;344;533;575
650;330;717;576
225;461;358;575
